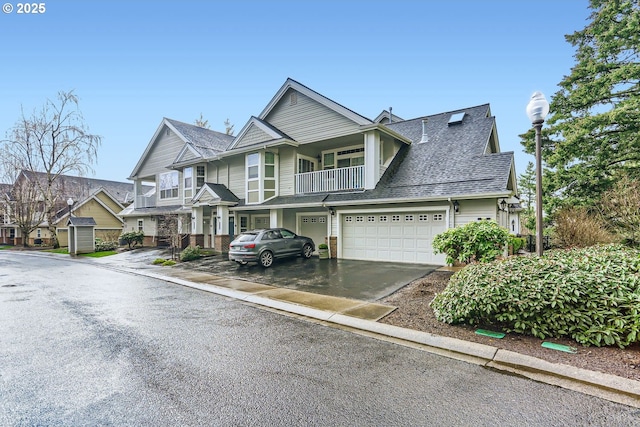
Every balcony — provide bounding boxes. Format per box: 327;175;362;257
295;165;365;194
136;195;156;208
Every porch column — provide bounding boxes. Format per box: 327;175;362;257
270;208;283;228
215;205;231;252
363;130;381;190
190;206;204;247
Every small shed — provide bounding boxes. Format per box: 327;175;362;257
67;217;96;255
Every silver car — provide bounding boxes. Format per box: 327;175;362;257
228;228;315;268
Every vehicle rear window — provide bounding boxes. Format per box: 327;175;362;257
236;233;257;242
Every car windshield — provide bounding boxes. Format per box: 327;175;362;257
235;233;257;242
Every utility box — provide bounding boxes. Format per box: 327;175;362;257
67;217;97;255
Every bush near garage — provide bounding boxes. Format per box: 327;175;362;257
432;220;510;265
95;239;118;252
120;231;144;249
430;244;640;348
180;245;201;262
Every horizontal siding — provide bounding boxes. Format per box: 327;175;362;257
227;156;245;198
266;89;361;144
136;128;184;178
235;124;272;149
455;199;496;226
278;147;295;196
95;192;122;214
75;200;122;228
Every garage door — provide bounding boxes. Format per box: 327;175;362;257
299;215;327;253
341;212;447;264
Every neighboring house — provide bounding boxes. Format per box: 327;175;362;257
122;78;520;265
0;171;146;246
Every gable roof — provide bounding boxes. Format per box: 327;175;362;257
67;217;97;226
53;187;126;225
192;183;240;205
20;170;143;205
129;118;235;178
259;78;373;126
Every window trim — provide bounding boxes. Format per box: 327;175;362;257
159;171;179;200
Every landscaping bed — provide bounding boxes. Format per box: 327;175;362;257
379;270;640;381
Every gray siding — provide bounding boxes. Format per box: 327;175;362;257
265;89;362;144
136;127;184;178
455;199;496;226
76;228;94;253
278;147;296;196
235;124;273;149
227;156;246;198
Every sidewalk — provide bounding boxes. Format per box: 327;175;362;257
71;250;640;408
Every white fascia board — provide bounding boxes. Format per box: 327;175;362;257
216;139;299;160
129;118;188;179
325;192;514;207
259;79;372;126
359;124;413;145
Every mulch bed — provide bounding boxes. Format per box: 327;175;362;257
379;271;640;381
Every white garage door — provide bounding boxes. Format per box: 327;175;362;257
342;212;447;264
299;215;327;253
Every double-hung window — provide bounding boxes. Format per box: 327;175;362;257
184;167;193;200
159;171;179;199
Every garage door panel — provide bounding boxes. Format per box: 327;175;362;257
342;210;447;264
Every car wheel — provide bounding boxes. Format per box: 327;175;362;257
259;251;274;268
302;243;313;259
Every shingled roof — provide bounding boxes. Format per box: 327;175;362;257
166;118;235;158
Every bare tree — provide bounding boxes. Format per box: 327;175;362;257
224;118;234;136
1;90;102;247
194;113;210;129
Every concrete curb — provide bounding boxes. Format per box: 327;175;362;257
132;268;640;409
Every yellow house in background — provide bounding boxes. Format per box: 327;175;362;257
55;187;127;247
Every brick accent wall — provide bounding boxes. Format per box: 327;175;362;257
329;236;337;259
214;234;231;253
190;234;204;248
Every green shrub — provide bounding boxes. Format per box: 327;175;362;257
120;231;144;249
507;235;526;254
152;258;166;265
180;245;201;262
95;239;118;252
318;243;328;250
162;260;176;266
432;220;510;265
430;244;640;348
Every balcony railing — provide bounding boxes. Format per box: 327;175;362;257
295;165;365;194
136;195;156;208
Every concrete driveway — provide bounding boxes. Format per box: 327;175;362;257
181;254;438;301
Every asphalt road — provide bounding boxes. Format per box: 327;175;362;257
1;251;639;426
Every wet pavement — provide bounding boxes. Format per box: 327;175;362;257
133;249;437;301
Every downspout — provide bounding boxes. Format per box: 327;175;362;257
448;197;456;228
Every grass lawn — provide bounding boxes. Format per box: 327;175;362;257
44;248;117;257
0;245;11;250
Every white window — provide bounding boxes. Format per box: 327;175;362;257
159;171;179;199
419;214;429;222
138;219;144;231
345;216;353;222
321;145;364;170
379;215;388;222
36;228;41;238
196;166;205;190
392;215;400;222
405;215;414;222
367;216;376;222
246;152;277;204
319;217;326;223
184;167;193;199
434;214;444;221
356;216;364;222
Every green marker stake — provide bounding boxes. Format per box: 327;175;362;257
542;342;577;353
475;329;505;339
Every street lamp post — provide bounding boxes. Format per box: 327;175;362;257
67;198;74;217
526;91;550;256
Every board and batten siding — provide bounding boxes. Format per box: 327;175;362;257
136;127;184;179
95;192;122;214
75;199;122;228
235;124;273;149
454;199;496;226
265;89;362;144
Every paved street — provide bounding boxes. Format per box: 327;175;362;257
1;251;639;426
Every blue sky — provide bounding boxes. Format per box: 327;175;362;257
0;0;591;183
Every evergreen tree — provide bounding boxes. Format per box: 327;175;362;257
520;0;640;207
